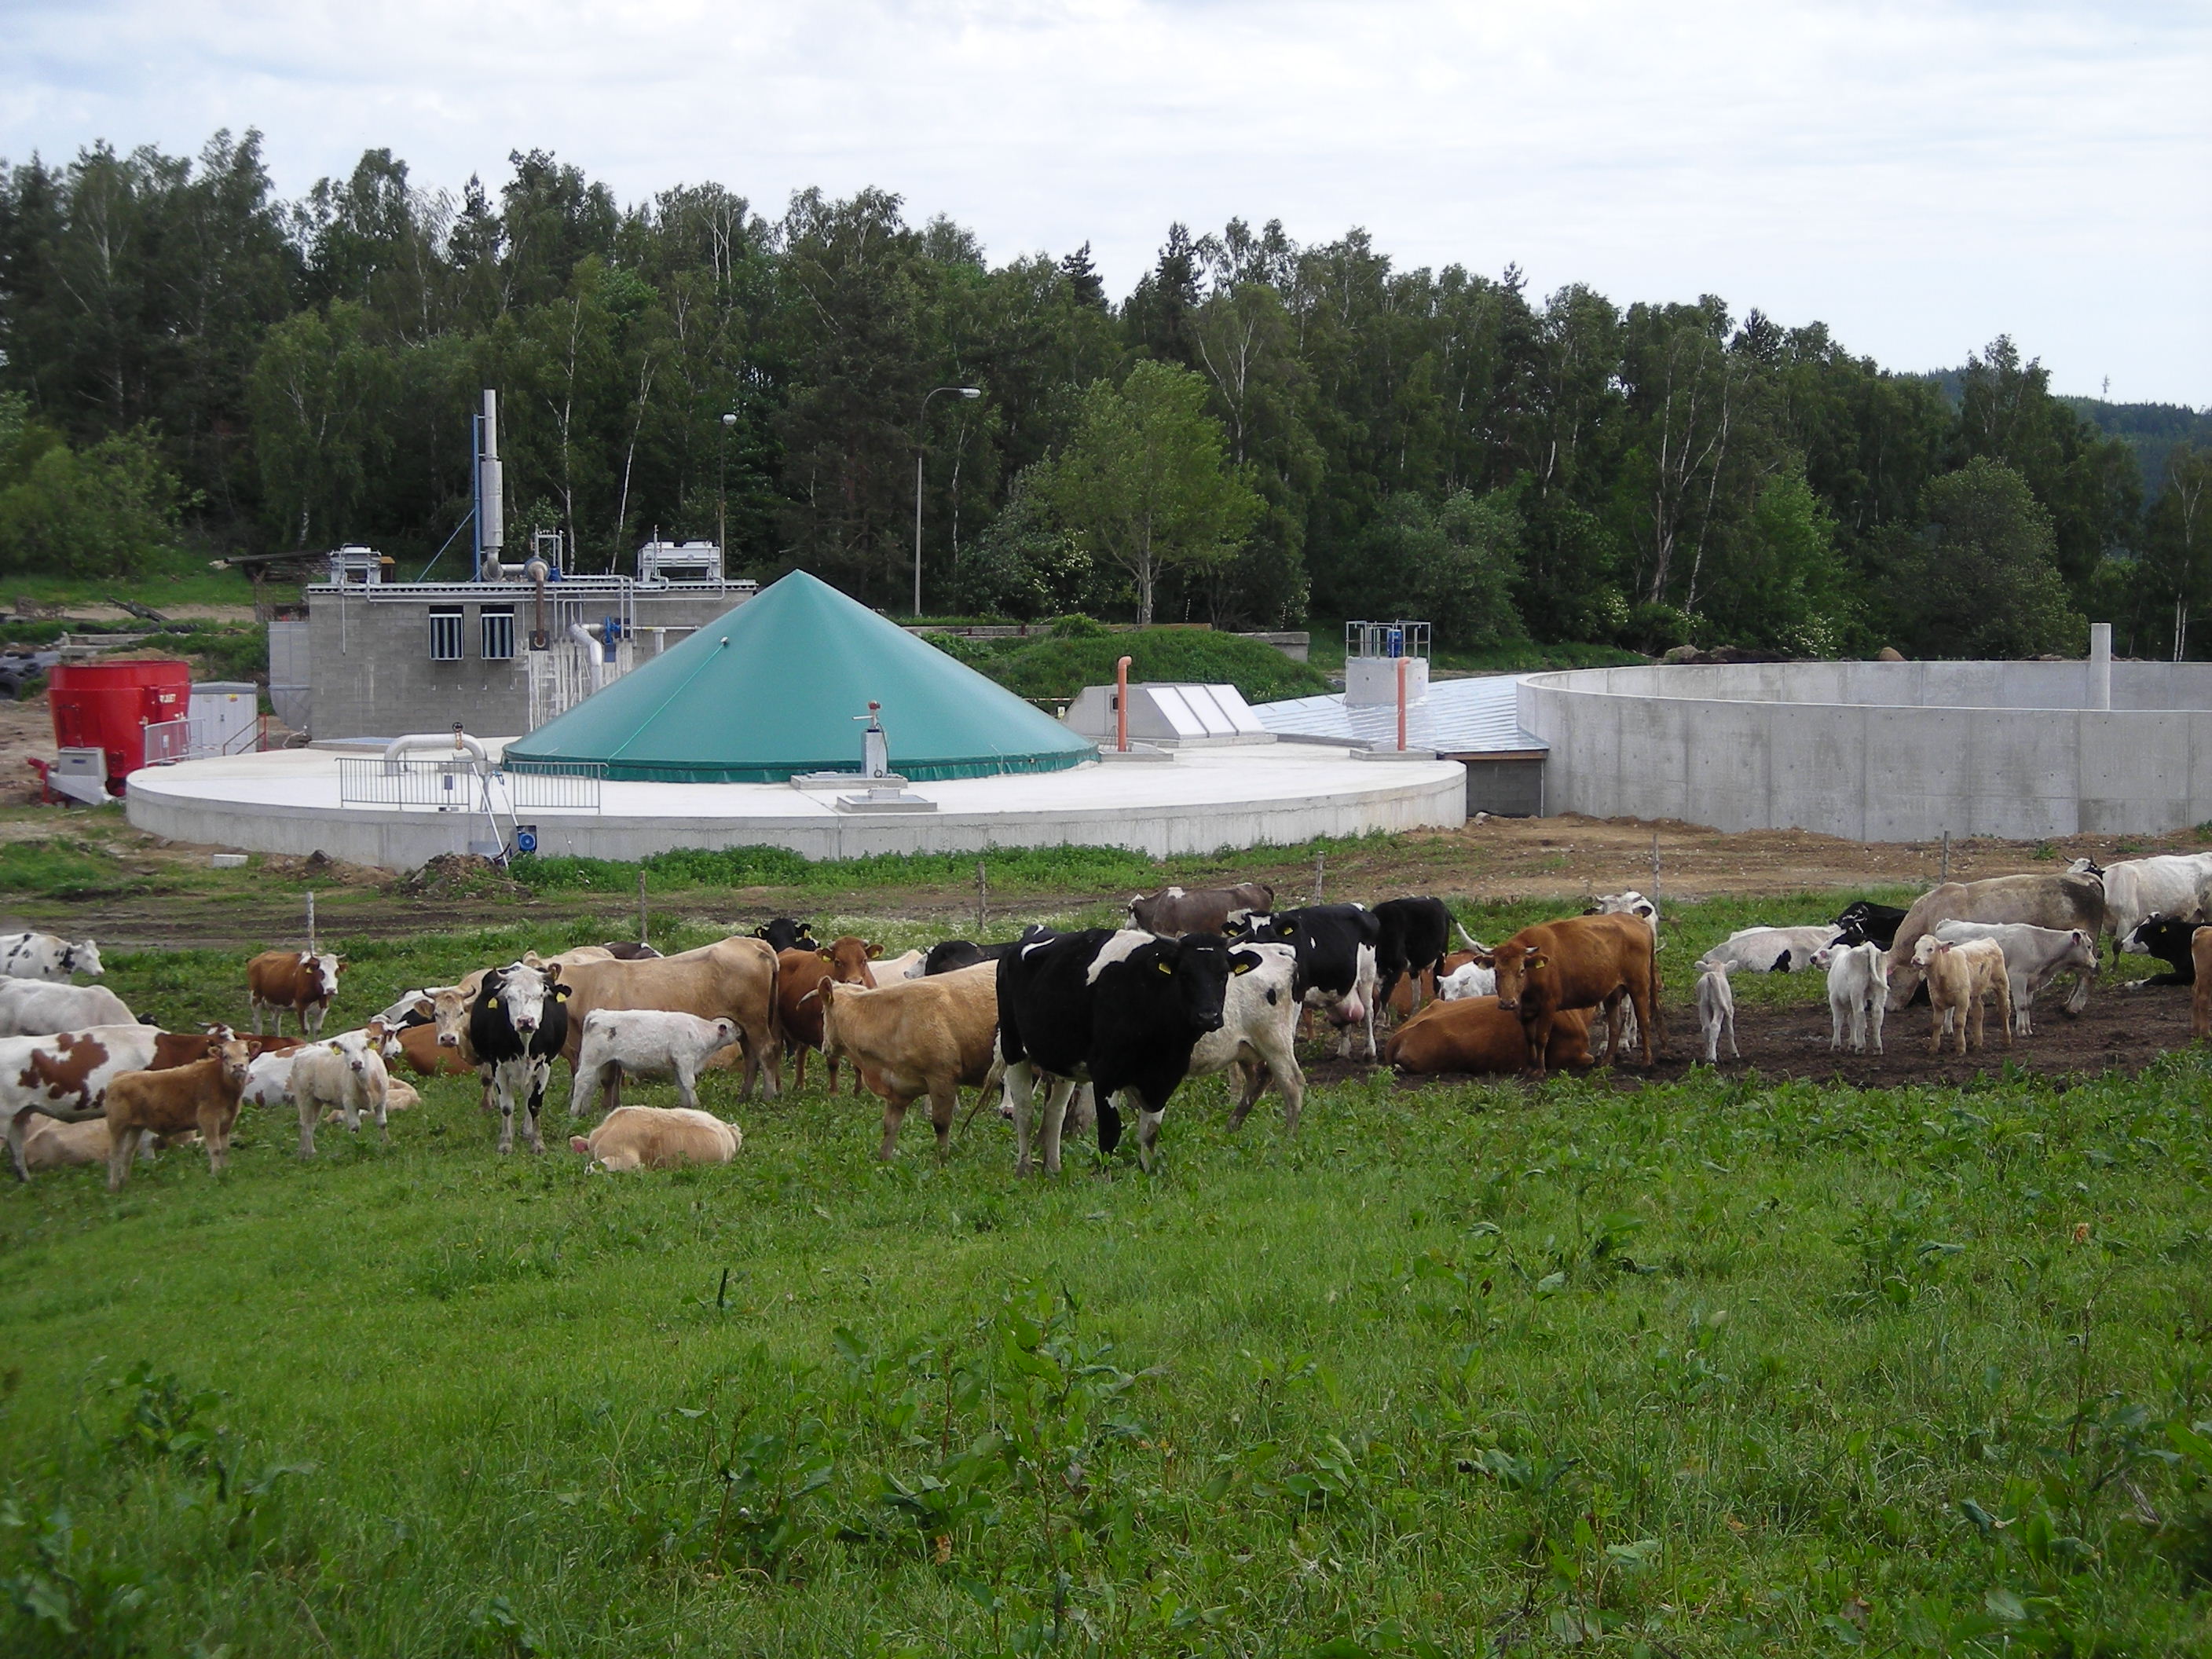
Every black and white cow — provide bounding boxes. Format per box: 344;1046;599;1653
468;961;571;1155
0;932;104;983
1833;900;1910;951
1372;897;1452;1019
753;918;819;954
996;928;1243;1174
2119;914;2203;987
1232;904;1383;1060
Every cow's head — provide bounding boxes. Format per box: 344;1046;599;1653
1809;944;1837;971
1586;891;1658;928
1145;934;1233;1037
2067;857;2107;880
823;936;882;988
302;952;344;1000
62;939;103;978
754;917;817;953
482;961;558;1035
922;939;982;976
2060;928;2099;972
427;986;472;1048
1910;935;1947;968
708;1017;738;1053
1481;943;1547;1014
364;1016;401;1060
214;1036;252;1090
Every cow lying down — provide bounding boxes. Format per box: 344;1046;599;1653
16;1117;167;1174
571;1105;742;1170
1384;998;1593;1076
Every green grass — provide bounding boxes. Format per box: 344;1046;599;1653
3;548;277;613
930;627;1332;706
4;900;2212;1655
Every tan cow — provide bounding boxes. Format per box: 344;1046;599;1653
1477;913;1661;1076
819;963;998;1161
1911;935;2012;1055
17;1115;123;1173
778;937;881;1092
569;1105;742;1170
558;938;782;1098
1385;997;1594;1076
102;1038;252;1191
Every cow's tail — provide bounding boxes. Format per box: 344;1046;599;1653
765;950;784;1051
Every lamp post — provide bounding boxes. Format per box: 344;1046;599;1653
914;385;982;617
718;412;738;567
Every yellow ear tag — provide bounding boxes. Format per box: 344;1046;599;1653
1234;961;1253;974
486;996;499;1008
1155;960;1174;974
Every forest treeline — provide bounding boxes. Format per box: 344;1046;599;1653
2;130;2207;659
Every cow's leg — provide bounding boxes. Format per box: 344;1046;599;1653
1598;992;1625;1066
1134;1098;1167;1172
2065;966;2091;1016
522;1060;550;1154
6;1111;29;1182
1038;1077;1078;1176
2012;971;2032;1037
1007;1059;1037;1174
1724;1000;1740;1060
1226;1058;1264;1130
1525;1012;1554;1079
826;1053;840;1096
1632;980;1656;1066
674;1058;699;1113
566;1058;601;1120
1869;990;1886;1056
297;1093;320;1159
205;1106;234;1174
928;1079;958;1162
493;1064;517;1155
791;1045;808;1093
1829;993;1847;1052
1996;978;2015;1048
251;998;265;1037
876;1091;911;1162
106;1119;134;1192
755;1022;782;1101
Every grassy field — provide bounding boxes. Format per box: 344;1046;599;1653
5;892;2212;1657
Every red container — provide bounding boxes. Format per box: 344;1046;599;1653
48;660;192;793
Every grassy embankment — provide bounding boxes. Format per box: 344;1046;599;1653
4;880;2211;1655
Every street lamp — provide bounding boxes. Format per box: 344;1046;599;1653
915;385;982;617
718;412;738;567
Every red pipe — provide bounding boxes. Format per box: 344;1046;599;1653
1115;655;1133;752
1397;657;1408;751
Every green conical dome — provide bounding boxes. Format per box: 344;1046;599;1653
503;571;1096;783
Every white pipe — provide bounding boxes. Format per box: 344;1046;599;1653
569;622;602;661
2088;622;2111;711
384;731;489;768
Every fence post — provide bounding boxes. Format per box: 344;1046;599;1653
1650;830;1661;914
1941;830;1950;884
637;870;648;947
1313;851;1325;904
306;891;317;955
976;860;989;936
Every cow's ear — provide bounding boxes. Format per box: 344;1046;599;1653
1231;952;1257;975
866;943;882;958
817;949;834;964
1526;951;1547;970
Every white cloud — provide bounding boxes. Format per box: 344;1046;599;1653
3;0;2206;400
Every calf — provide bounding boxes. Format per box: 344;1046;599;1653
1436;954;1496;1001
1184;939;1306;1133
1811;940;1888;1054
0;931;103;982
1912;936;2012;1055
16;1116;129;1174
2194;929;2212;1040
99;1038;253;1192
998;928;1239;1174
289;1038;392;1158
246;949;344;1036
471;961;571;1154
1480;913;1660;1077
819;963;1002;1161
2119;914;2202;987
570;1106;742;1171
1697;925;1842;975
1384;998;1592;1076
1696;964;1740;1062
1234;904;1383;1060
568;1010;738;1119
1587;891;1660;929
1372;897;1454;1021
0;980;137;1037
1127;882;1274;937
2;1024;163;1180
1931;920;2098;1035
1833;899;1910;950
776;937;881;1092
753;917;819;954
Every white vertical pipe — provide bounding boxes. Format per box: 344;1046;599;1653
2089;622;2111;711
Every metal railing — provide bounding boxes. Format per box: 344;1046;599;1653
143;719;191;767
143;714;270;768
335;756;603;813
503;763;604;811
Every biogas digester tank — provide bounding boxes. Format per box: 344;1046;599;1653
48;659;191;793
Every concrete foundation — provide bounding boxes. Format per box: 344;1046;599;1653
126;744;1467;869
1520;661;2212;841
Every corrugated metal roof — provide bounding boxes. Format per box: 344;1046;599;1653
1253;673;1548;756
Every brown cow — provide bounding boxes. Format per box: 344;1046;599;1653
819;964;999;1160
558;939;783;1099
392;1014;479;1079
1127;883;1275;937
1385;998;1593;1076
101;1038;252;1192
150;1026;301;1070
246;950;344;1035
777;938;881;1093
1479;913;1660;1077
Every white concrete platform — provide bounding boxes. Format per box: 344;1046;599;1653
125;743;1467;868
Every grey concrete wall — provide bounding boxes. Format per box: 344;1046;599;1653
302;584;751;739
1462;758;1544;817
1519;661;2212;840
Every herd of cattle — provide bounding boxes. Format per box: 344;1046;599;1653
2;847;2210;1191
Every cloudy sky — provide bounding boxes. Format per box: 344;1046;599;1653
5;1;2206;403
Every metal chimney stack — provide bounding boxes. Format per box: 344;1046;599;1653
475;390;505;580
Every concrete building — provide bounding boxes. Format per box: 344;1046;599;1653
274;561;756;740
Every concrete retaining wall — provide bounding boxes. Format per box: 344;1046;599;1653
1519;661;2212;841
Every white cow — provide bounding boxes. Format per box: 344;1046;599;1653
1696;925;1841;975
1;1024;164;1179
1931;920;2099;1035
2073;854;2212;957
289;1039;391;1157
570;1105;742;1170
1437;960;1498;1001
568;1009;739;1119
1695;963;1738;1063
0;980;137;1038
1589;891;1661;930
1811;940;1889;1054
1182;940;1306;1133
0;932;104;982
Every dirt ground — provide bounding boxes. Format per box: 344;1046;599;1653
1325;973;2198;1096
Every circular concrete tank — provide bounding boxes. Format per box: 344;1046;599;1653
1518;659;2212;842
